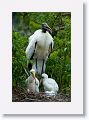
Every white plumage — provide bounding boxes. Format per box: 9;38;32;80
41;73;59;95
26;69;39;93
25;23;54;74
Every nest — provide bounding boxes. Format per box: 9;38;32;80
12;89;71;102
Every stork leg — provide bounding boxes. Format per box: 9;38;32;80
36;58;37;71
41;59;44;74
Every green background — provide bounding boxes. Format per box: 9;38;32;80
12;12;71;96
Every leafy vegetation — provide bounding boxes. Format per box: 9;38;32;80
12;12;71;95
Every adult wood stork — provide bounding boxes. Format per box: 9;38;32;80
41;73;59;95
25;23;54;74
25;69;39;93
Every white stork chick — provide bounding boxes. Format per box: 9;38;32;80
41;73;59;96
25;23;54;74
26;69;39;93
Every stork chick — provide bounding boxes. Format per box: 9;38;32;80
26;69;39;93
41;73;59;96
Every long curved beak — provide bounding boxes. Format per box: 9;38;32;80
46;26;52;34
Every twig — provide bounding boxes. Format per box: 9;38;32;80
23;67;29;77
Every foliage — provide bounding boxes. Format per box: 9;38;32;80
12;12;71;95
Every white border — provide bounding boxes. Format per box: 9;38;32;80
0;0;83;114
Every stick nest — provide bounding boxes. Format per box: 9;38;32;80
12;88;71;102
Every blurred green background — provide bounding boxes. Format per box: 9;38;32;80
12;12;71;95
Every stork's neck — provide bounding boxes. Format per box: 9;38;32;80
42;28;47;33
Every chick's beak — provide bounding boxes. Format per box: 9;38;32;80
31;72;35;79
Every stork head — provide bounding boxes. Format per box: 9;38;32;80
30;69;36;79
41;23;52;34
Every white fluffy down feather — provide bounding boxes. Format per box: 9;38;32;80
26;69;39;93
41;73;59;95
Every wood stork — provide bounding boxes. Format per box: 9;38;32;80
25;69;39;93
41;73;59;95
25;23;54;74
